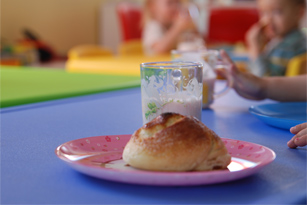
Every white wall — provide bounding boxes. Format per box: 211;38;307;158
1;0;145;56
1;0;109;56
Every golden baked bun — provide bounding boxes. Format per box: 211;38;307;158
123;113;231;171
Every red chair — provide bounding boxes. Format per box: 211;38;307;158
207;7;259;44
116;2;142;42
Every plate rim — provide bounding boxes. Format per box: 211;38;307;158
249;102;306;123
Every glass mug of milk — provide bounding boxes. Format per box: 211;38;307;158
140;61;203;124
171;49;232;109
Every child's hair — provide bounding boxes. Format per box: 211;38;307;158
293;0;306;6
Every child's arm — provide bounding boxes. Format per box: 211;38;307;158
151;12;196;55
246;22;268;60
220;50;307;148
219;50;307;102
246;22;271;76
264;75;307;102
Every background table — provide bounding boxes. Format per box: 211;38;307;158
66;55;171;76
65;54;250;76
1;86;306;204
0;66;139;108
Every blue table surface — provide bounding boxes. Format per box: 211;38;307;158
1;86;306;204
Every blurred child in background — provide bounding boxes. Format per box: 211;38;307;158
142;0;203;55
246;0;306;77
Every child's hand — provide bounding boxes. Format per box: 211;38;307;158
245;22;268;60
217;50;267;100
287;122;307;148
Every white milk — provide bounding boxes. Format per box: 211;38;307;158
142;92;202;124
161;96;202;120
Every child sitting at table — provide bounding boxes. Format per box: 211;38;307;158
218;50;307;149
142;0;203;55
246;0;306;77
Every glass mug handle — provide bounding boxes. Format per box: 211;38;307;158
213;60;233;98
202;60;233;108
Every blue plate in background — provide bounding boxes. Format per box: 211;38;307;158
249;102;307;130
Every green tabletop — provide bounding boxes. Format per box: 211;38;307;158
0;66;140;108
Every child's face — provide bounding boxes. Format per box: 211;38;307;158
151;0;181;26
258;0;304;38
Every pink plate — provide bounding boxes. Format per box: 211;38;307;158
55;135;276;186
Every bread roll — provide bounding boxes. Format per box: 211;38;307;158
123;113;231;171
